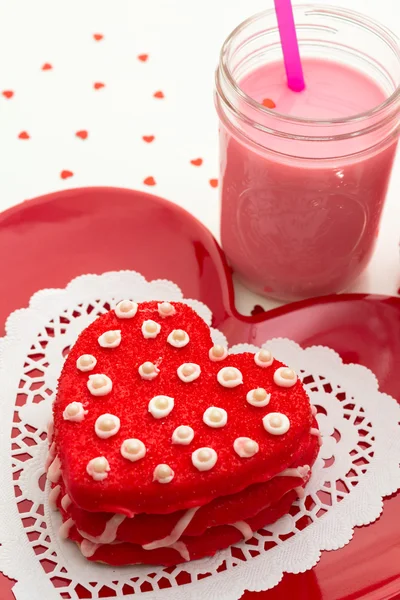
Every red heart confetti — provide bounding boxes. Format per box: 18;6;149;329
93;33;104;41
153;91;164;99
251;305;266;317
42;63;53;71
262;98;276;109
209;179;218;188
142;135;155;143
94;82;105;90
143;176;156;186
18;131;30;140
190;158;203;167
60;170;74;180
138;54;149;62
76;130;88;140
2;90;14;99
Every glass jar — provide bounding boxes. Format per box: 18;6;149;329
215;5;400;301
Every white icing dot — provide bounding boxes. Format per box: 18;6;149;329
115;300;138;319
254;349;274;368
273;367;298;388
138;361;160;380
177;363;201;383
203;407;228;429
148;395;174;419
209;345;228;362
142;320;161;339
86;456;110;481
63;402;88;422
153;464;174;484
246;388;271;408
158;302;176;317
217;366;243;388
76;354;97;372
94;414;121;439
263;412;290;435
87;374;113;396
167;329;190;348
120;438;146;462
192;447;218;471
98;330;121;349
233;437;259;458
172;425;195;445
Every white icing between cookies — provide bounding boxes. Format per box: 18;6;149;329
79;514;126;545
61;494;72;511
143;507;199;551
48;484;61;510
59;517;74;540
231;521;253;541
47;456;62;483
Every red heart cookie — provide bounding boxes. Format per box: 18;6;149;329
52;302;315;517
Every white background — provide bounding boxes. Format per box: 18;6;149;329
0;0;399;313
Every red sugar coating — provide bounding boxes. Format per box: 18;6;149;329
58;433;319;545
53;301;315;515
68;491;297;566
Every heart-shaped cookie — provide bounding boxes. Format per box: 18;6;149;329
52;302;315;519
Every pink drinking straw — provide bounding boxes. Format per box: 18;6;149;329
274;0;305;92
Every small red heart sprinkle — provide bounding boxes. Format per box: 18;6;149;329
60;170;74;179
142;135;155;143
2;90;14;99
251;304;266;317
262;98;276;109
397;287;400;295
42;63;53;71
153;90;164;99
94;82;105;90
143;176;156;186
93;33;104;41
76;130;88;140
18;131;30;140
138;54;149;62
190;158;203;167
209;178;218;188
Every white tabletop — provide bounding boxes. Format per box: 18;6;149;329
1;0;399;313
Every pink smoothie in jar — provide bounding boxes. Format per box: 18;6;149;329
216;6;400;300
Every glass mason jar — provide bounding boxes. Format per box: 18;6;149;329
215;5;400;301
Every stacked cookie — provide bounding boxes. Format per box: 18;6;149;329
47;301;320;565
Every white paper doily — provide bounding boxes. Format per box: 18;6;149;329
1;271;400;600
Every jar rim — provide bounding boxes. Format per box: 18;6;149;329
219;4;400;127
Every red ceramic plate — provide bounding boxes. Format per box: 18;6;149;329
1;187;399;600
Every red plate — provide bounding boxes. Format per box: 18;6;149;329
1;187;399;600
